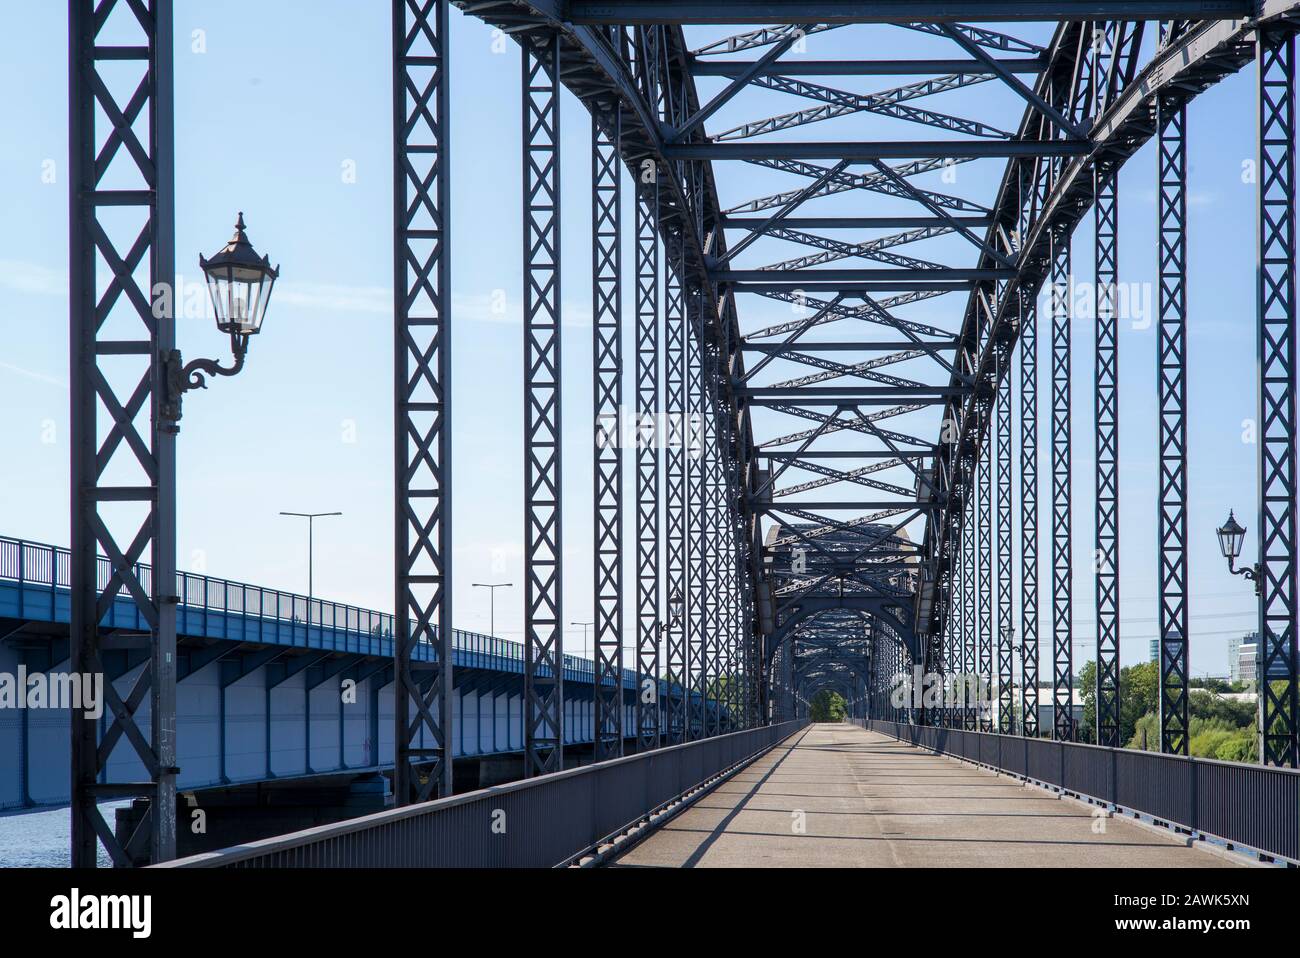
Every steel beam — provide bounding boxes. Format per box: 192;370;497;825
69;0;176;867
1050;231;1074;742
963;493;976;729
394;0;454;804
723;215;993;229
634;184;660;753
977;433;992;732
665;229;688;745
592;100;623;761
996;346;1013;734
565;2;1250;24
691;58;1047;77
523;33;564;776
1157;96;1190;756
686;280;706;741
665;141;1092;161
1257;28;1300;767
1094;163;1121;747
1019;292;1040;739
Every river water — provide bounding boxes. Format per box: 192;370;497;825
0;802;127;867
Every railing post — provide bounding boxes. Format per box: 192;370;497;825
1110;745;1118;806
1191;756;1199;835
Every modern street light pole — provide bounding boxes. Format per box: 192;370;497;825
472;582;513;638
279;511;342;629
571;621;594;660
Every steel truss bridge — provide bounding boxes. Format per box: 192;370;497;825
52;0;1299;867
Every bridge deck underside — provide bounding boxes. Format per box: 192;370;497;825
610;723;1238;867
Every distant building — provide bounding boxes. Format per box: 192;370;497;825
1234;631;1259;685
1148;638;1158;663
1035;693;1084;733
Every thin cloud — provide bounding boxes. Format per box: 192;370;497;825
1;259;594;329
0;259;66;297
0;360;67;388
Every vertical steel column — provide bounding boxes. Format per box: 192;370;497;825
977;442;992;732
996;348;1014;733
962;494;977;729
592;100;623;761
953;502;965;726
700;307;722;738
664;230;688;744
393;0;453;803
1094;162;1121;747
701;345;719;738
952;497;963;726
634;185;660;752
1047;64;1074;731
1019;292;1040;738
69;0;176;867
686;283;706;740
730;523;742;730
1257;29;1300;767
522;33;564;775
1157;94;1191;756
1050;230;1074;742
715;426;735;733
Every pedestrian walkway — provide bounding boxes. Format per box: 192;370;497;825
610;723;1240;868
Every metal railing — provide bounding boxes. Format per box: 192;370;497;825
860;718;1300;865
0;535;663;690
159;719;808;868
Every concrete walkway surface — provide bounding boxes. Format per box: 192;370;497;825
610;723;1240;868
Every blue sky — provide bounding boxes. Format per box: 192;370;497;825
0;4;1265;678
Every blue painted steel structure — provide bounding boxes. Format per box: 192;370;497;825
37;0;1300;867
0;536;721;810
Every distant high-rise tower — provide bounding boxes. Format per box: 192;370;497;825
1233;632;1260;686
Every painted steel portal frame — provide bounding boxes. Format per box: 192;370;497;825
523;33;565;776
977;431;992;732
1050;232;1073;743
592;99;624;761
635;179;661;752
1019;291;1040;739
995;346;1013;734
665;228;689;746
394;0;455;804
1257;28;1299;768
69;0;177;868
1157;94;1190;756
63;0;1300;869
1094;163;1120;748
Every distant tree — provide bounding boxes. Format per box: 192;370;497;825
1079;659;1158;746
1078;661;1097;743
1190;688;1254;727
1211;721;1257;762
1127;706;1257;762
1188;718;1258;762
810;690;847;722
1128;711;1158;751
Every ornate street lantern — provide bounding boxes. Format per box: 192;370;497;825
200;212;279;339
1216;510;1247;562
668;586;684;627
1216;510;1259;594
165;213;279;423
